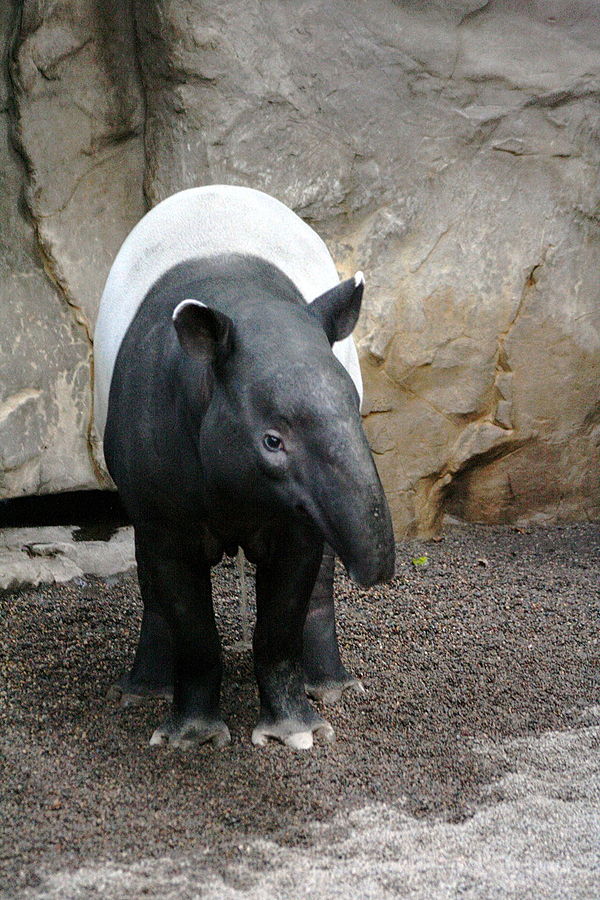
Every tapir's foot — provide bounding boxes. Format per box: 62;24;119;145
305;675;365;705
303;659;364;705
254;658;335;749
150;713;231;750
252;710;335;750
108;674;174;708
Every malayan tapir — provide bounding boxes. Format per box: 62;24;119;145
94;185;395;750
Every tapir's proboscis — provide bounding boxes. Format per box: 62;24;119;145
94;185;395;750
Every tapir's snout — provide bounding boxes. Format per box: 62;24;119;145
304;434;396;588
340;494;396;587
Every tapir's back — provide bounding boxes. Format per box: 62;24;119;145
94;185;362;439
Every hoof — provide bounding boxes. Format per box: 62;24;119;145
251;717;335;750
149;715;231;750
108;680;173;708
305;677;365;705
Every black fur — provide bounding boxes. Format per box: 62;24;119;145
104;253;394;747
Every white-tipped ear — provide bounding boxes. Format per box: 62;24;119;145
172;298;233;363
172;298;208;321
307;273;365;344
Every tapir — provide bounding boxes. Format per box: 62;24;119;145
94;185;395;750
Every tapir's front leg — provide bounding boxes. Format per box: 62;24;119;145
303;544;365;704
134;524;230;749
252;524;335;750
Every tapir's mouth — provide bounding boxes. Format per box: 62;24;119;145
347;558;395;588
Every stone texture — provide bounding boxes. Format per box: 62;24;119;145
11;0;146;332
0;525;135;590
1;0;599;534
0;3;97;498
7;0;147;484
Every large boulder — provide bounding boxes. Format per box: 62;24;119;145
5;0;146;492
2;0;599;534
0;3;95;498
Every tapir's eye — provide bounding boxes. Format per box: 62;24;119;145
263;432;284;452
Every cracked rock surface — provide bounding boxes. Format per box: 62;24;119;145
0;524;135;591
2;1;599;533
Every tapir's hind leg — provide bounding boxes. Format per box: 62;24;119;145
111;537;175;706
303;544;365;704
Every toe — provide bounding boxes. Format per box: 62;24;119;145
149;719;230;750
284;730;314;750
149;727;168;746
251;728;268;747
210;727;232;749
315;722;336;743
306;677;365;704
251;716;334;749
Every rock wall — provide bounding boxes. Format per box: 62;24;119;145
2;0;599;534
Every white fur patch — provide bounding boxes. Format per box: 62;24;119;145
93;185;363;438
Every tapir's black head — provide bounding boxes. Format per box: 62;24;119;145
172;259;394;586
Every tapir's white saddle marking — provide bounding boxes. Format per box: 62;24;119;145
93;185;362;439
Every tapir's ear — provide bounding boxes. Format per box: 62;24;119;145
307;272;364;345
172;299;233;364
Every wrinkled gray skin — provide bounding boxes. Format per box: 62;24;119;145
104;254;395;750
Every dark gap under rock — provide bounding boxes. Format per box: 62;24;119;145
0;490;130;540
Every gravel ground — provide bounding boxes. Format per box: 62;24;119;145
1;522;599;898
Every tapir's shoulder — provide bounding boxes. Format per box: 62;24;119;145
106;185;339;307
93;186;362;440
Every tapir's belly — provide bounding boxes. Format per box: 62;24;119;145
94;185;362;439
